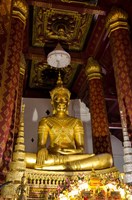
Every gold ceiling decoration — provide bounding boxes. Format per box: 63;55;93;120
29;61;79;89
60;0;98;6
32;7;93;51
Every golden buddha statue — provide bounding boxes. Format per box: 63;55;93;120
25;73;113;171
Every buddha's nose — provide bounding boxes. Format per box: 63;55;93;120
60;98;64;103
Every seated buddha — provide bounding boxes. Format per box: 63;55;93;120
25;73;113;171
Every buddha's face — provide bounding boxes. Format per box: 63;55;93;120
53;93;69;114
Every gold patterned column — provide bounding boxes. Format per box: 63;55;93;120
1;104;26;199
0;0;28;180
85;57;112;155
106;7;132;135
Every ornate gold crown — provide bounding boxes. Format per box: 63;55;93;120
50;72;71;100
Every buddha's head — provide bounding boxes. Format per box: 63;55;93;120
50;72;71;115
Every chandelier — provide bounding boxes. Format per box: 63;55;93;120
47;43;71;68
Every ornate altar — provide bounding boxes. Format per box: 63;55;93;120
25;167;119;199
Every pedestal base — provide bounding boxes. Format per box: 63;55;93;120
26;167;118;199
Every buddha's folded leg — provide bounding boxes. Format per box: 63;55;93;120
35;164;67;170
67;153;113;170
25;152;36;168
34;153;94;167
25;152;113;171
34;154;94;170
34;153;113;171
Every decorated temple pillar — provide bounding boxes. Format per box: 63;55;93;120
0;0;28;180
106;7;132;137
85;57;112;155
0;1;12;89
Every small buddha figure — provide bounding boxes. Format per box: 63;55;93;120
16;173;27;200
26;73;113;171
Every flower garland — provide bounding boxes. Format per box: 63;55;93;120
50;171;132;200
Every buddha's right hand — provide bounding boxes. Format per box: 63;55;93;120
36;148;48;165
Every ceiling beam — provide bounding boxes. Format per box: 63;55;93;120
83;15;108;59
27;0;106;16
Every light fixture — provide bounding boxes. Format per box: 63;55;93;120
47;43;71;68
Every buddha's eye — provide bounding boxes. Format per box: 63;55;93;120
54;97;59;102
54;95;69;103
63;98;68;102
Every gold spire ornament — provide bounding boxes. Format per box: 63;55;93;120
1;104;26;199
50;71;71;101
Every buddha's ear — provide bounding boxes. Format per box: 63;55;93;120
50;100;53;105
